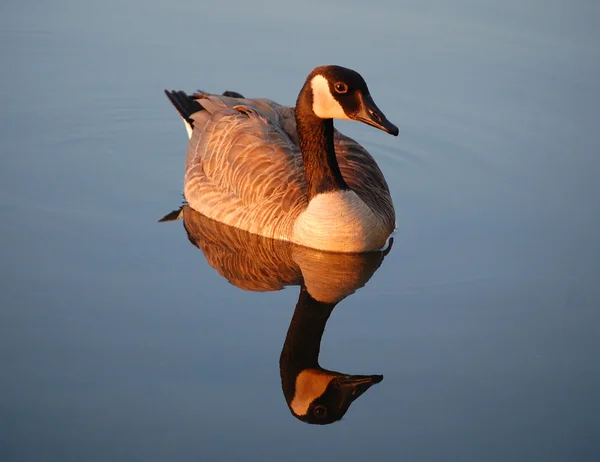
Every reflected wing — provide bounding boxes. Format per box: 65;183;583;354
180;205;390;299
182;206;302;291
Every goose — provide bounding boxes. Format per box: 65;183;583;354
160;205;389;424
165;65;398;253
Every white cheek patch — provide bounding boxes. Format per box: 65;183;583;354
310;75;350;120
290;369;335;416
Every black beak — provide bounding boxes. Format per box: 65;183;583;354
336;374;383;401
353;93;399;136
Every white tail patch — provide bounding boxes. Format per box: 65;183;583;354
182;117;193;139
310;75;349;120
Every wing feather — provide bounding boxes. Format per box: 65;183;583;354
184;97;307;240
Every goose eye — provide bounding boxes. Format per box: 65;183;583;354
334;82;348;94
314;405;327;417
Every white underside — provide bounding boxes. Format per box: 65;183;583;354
292;190;390;253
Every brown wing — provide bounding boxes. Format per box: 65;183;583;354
183;96;308;240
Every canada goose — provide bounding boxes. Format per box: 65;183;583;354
164;65;398;253
160;205;390;423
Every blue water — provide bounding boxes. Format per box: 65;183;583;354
1;0;599;460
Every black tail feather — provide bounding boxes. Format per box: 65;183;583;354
164;90;203;128
164;89;245;128
158;206;184;223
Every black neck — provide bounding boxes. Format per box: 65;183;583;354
295;89;349;201
280;286;337;403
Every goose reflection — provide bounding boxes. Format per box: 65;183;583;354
280;286;383;424
160;205;391;424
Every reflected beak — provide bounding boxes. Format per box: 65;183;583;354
336;374;384;401
353;93;399;136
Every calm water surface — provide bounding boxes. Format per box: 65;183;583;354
1;0;599;460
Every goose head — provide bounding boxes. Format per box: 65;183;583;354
303;65;399;136
287;367;383;425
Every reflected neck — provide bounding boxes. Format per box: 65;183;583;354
295;88;348;201
280;286;337;401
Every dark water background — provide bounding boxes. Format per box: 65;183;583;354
1;0;599;460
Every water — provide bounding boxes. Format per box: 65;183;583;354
1;0;599;460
